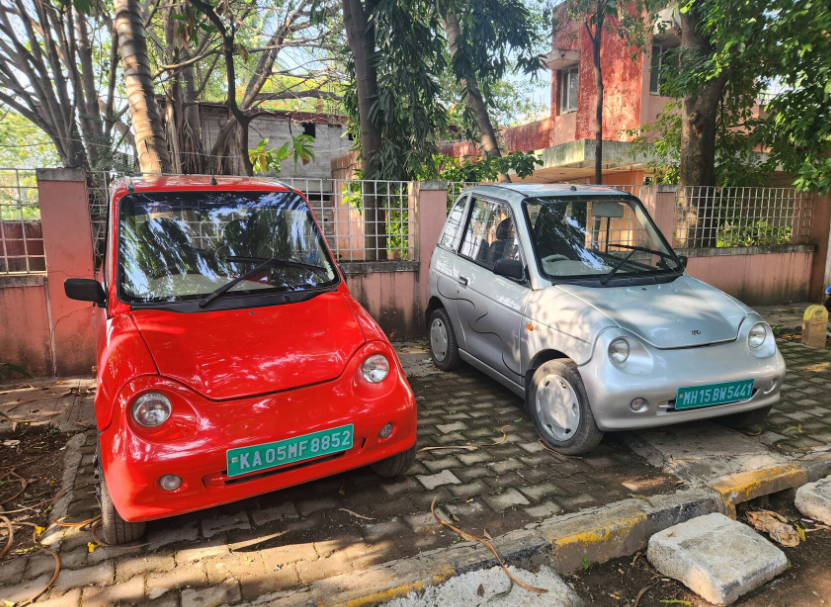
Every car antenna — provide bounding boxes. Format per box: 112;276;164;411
125;176;135;193
570;184;577;191
210;175;218;185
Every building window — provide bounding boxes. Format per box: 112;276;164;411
649;45;677;95
560;68;579;114
301;122;316;138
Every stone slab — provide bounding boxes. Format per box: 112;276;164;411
647;512;788;605
795;475;831;524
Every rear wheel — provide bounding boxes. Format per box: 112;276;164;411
718;405;772;429
527;359;604;455
428;308;461;371
371;444;416;478
95;447;145;545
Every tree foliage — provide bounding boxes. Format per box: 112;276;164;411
417;150;543;182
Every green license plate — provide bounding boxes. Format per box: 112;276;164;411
226;424;353;478
675;379;754;410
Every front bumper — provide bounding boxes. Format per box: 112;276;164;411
579;328;786;432
100;341;416;522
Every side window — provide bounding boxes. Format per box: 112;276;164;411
459;198;520;270
438;194;468;250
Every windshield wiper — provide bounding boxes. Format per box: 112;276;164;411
599;245;681;285
199;256;327;308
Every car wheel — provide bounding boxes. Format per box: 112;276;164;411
95;446;145;545
718;405;772;429
528;359;604;455
428;308;461;371
370;444;416;478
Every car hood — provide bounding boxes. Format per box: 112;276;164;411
130;291;366;400
556;275;747;349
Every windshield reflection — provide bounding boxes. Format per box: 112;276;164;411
524;196;681;279
118;191;337;303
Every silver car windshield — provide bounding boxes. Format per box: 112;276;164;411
523;196;682;280
118;190;338;304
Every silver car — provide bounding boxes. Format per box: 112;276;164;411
426;184;786;454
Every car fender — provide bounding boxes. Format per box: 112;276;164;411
95;314;158;431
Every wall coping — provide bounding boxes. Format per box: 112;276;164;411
657;184;678;193
35;168;86;182
340;261;419;274
0;273;46;288
676;244;816;258
419;181;448;191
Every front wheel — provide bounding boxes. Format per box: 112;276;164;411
718;405;772;429
428;308;461;371
371;445;416;478
95;448;146;545
527;359;604;455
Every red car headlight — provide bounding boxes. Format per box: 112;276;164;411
132;392;172;427
361;354;390;383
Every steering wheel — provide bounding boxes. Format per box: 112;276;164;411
542;254;570;263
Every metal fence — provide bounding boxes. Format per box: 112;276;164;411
86;175;419;267
0;168;45;274
674;186;813;249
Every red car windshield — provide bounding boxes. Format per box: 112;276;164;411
117;190;338;304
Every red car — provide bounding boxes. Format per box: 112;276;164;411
65;176;417;544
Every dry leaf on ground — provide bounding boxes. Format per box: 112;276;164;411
746;510;800;547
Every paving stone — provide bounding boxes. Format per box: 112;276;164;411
251;502;300;526
457;451;493;466
0;556;28;586
116;555;176;582
795;476;831;524
180;580;241;607
81;576;145;607
31;589;82;607
518;441;544;453
403;511;445;533
380;477;418;497
483;489;530;511
175;537;230;563
417;469;461;490
260;542;318;568
445;500;490;518
296;495;338;516
146;520;199;551
647;513;787;605
362;519;408;542
24;554;57;579
52;562;114;595
296;551;353;584
489;459;525;475
202;511;251;538
519;482;562;502
524;500;563;518
422;456;462;472
147;563;208;600
0;574;51;604
436;421;468;433
448;479;490;500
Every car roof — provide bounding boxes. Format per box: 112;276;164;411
110;175;295;198
461;183;633;206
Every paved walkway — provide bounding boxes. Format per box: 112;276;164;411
3;338;831;606
0;377;95;435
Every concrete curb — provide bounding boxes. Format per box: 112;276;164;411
258;454;831;606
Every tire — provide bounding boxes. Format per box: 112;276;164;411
95;446;145;545
371;444;416;478
428;308;461;371
718;405;772;429
527;359;604;455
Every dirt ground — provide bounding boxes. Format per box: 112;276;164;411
0;430;70;558
568;497;831;607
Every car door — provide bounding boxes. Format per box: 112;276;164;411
430;192;472;349
455;196;528;383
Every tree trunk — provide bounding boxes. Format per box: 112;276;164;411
588;9;604;185
676;6;729;247
442;11;510;182
342;0;385;260
114;0;172;173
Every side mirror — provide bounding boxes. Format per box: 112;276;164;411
493;258;525;281
65;279;106;307
678;255;688;269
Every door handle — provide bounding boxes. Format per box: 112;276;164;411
458;276;469;286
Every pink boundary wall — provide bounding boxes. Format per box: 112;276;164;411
1;178;829;376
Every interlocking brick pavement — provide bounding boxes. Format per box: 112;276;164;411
0;366;674;606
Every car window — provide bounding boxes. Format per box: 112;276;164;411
459;198;520;270
439;194;468;250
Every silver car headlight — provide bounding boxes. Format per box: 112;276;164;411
747;322;767;349
608;338;630;365
361;354;390;383
132;392;172;427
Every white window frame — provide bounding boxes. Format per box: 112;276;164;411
649;44;677;96
560;68;579;114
